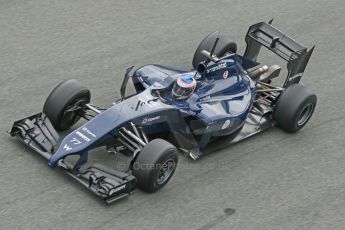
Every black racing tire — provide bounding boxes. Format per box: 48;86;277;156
43;79;91;131
192;31;237;69
132;139;178;193
273;84;317;133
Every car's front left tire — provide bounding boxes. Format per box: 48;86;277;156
132;139;178;193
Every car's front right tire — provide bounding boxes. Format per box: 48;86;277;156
43;79;91;131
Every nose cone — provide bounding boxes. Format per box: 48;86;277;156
48;123;103;167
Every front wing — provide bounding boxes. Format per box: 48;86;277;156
9;113;136;204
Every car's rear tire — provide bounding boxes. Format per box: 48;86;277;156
132;139;178;193
192;31;237;69
273;84;317;133
43;79;91;131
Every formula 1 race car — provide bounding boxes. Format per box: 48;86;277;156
9;20;316;203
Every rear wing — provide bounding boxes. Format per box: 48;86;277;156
243;20;315;87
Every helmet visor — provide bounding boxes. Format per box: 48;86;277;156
172;82;194;99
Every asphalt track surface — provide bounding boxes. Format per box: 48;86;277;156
1;1;345;230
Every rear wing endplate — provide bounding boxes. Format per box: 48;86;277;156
243;20;315;87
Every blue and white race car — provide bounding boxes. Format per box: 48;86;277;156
9;21;316;203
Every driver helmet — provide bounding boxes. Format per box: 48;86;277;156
172;74;196;100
